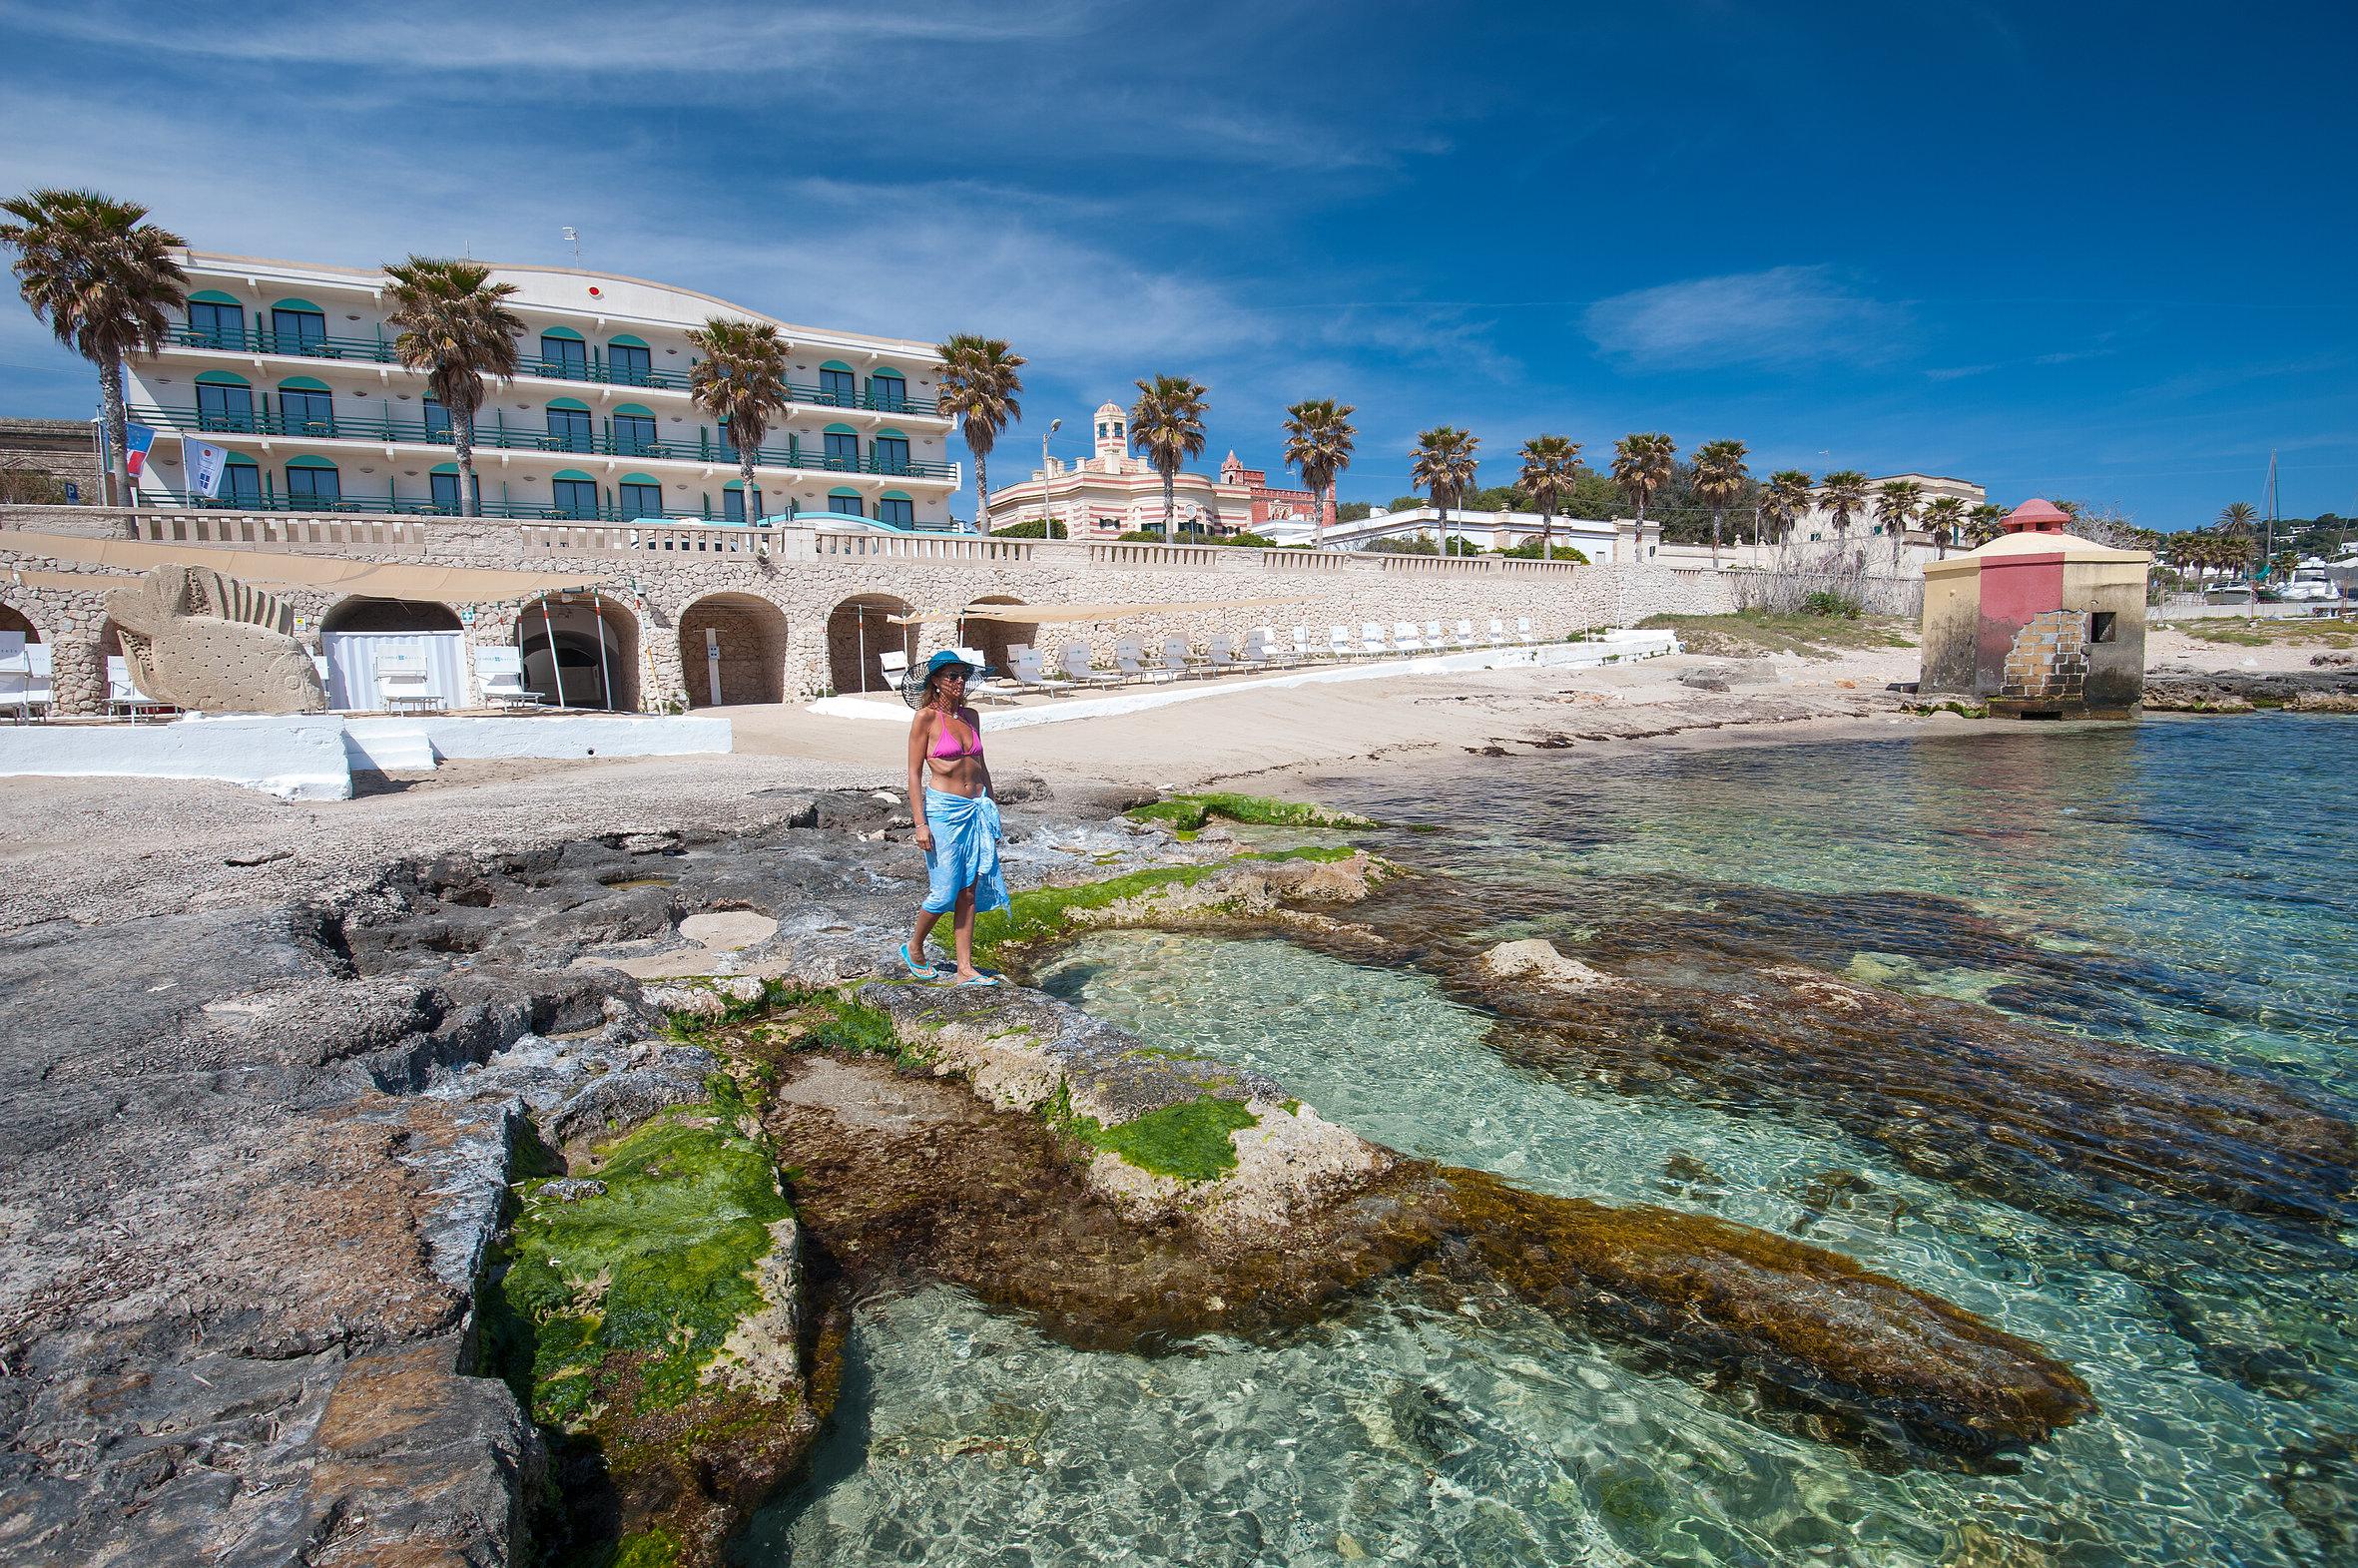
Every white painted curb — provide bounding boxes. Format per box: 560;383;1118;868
807;634;1679;729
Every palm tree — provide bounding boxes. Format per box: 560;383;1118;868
1610;432;1676;526
2217;501;2257;539
1409;426;1480;553
688;317;791;522
1516;434;1581;557
936;334;1024;529
383;257;523;518
2;189;188;507
1759;469;1813;547
1690;438;1750;567
1875;479;1925;570
1817;470;1871;542
1282;398;1356;548
1965;501;2008;548
1130;374;1209;540
1923;494;1967;558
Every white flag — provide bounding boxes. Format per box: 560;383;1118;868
184;437;232;499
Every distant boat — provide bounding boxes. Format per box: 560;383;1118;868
2204;580;2258;605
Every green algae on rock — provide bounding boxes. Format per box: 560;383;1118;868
971;848;1393;969
1124;791;1378;834
483;1078;825;1565
1051;1087;1261;1182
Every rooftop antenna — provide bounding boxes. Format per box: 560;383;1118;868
562;227;581;263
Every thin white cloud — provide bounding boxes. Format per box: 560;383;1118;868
1583;264;1911;371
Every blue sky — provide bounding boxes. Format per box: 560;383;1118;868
1;0;2352;528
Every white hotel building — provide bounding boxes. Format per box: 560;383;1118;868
125;253;959;527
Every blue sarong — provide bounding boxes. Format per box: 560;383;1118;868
920;788;1008;915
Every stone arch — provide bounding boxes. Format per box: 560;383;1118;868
677;592;789;708
516;594;642;711
961;596;1026;674
321;597;462;635
0;604;43;643
826;593;913;696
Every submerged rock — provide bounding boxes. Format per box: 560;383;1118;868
1476;937;1614;991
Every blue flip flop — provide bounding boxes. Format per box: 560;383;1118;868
951;974;1001;988
900;942;940;979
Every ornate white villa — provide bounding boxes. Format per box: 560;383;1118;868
985;401;1335;538
125;253;960;528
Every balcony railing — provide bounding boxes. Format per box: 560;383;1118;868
141;489;964;531
133;405;958;478
166;326;944;414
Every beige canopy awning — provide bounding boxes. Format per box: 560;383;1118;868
887;596;1314;626
1;530;613;601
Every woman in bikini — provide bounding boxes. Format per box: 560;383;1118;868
901;650;1006;985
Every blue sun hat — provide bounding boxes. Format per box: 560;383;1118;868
900;648;974;708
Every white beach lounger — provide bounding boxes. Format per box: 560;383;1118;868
1112;636;1167;684
1424;620;1447;651
1003;645;1066;699
0;633;36;722
1058;642;1122;688
372;648;442;714
1329;625;1357;660
1486;617;1509;647
1515;616;1537;645
877;649;910;694
1393;621;1427;656
1160;635;1210;680
1204;633;1244;675
1454;619;1478;649
475;645;548;710
1359;622;1391;658
1292;627;1322;662
1244;628;1289;670
106;655;178;721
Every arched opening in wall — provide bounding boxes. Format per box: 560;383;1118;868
677;592;789;708
826;593;912;696
961;596;1026;674
319;597;467;710
0;604;42;642
517;595;641;711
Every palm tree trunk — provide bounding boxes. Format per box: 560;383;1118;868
1541;508;1553;557
740;452;759;524
99;358;132;509
1711;510;1722;567
1439;499;1452;555
456;414;482;518
1316;480;1329;548
1163;470;1175;542
971;452;988;531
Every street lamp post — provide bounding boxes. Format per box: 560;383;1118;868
1039;417;1060;537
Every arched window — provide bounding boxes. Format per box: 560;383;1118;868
187;289;245;348
277;376;334;438
608;334;652;387
823;421;860;471
818;360;857;406
872;427;910;475
428;461;462;513
268;297;327;353
869;364;907;411
878;489;915;529
722;479;765;525
618;472;663;518
612;403;659;457
539;324;588;379
550;468;599;519
545;396;593;452
285;455;341;506
827;487;865;518
195;370;254;433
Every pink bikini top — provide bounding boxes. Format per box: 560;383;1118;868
929;713;983;762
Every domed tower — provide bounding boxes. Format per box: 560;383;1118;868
1093;401;1128;464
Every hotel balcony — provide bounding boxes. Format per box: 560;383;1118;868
133;488;965;528
131;404;961;482
158;325;949;419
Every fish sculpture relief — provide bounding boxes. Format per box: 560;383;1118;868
106;565;327;715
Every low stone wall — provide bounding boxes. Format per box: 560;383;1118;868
1;506;1748;713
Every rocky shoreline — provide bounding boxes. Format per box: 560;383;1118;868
0;784;2147;1565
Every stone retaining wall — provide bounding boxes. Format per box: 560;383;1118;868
1;505;1762;713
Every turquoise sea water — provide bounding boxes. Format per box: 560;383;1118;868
743;714;2358;1567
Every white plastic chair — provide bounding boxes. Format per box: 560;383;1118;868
107;655;174;721
1424;619;1447;649
1004;646;1065;699
1111;636;1165;684
475;645;547;710
877;649;910;694
1292;627;1322;662
1485;617;1509;647
1243;629;1287;670
1358;622;1390;658
0;633;31;723
1453;619;1478;649
1393;621;1426;655
373;648;442;714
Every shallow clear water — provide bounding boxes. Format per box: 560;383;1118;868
743;714;2358;1567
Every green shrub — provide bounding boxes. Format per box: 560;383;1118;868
1800;590;1863;619
991;518;1067;539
